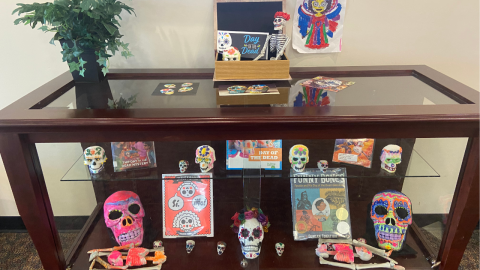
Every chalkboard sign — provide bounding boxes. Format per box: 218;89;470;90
216;1;283;35
217;31;269;60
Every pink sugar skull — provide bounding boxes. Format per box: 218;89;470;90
195;145;216;173
104;191;145;247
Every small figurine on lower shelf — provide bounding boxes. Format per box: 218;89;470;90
186;240;195;254
275;242;285;256
315;238;404;270
153;240;163;248
88;243;166;270
317;160;328;172
217;241;227;255
240;258;248;268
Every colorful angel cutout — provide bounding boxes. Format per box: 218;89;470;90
293;0;346;53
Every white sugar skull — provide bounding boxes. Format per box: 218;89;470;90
275;242;285;256
153;240;163;248
289;144;309;172
177;181;197;198
217;32;232;52
84;146;107;174
222;47;241;61
173;210;201;232
179;160;189;173
104;191;145;246
186;240;195;253
195;145;216;173
317;160;328;172
238;218;264;259
371;190;412;251
217;241;226;255
380;145;402;173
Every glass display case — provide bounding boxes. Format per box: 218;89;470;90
0;66;477;270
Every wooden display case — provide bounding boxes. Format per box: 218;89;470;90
0;66;478;270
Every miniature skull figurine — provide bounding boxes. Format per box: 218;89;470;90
240;258;248;268
179;160;189;173
217;32;232;52
371;190;412;251
153;240;163;249
289;144;309;172
195;145;216;173
84;146;107;174
239;218;264;259
222;47;241;61
186;240;195;253
275;242;285;256
380;145;402;173
317;160;328;172
104;191;145;246
217;241;226;255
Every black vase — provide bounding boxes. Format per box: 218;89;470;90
60;40;105;83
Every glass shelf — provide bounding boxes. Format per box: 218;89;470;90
61;140;439;182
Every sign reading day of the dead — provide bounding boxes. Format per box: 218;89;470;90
218;31;269;60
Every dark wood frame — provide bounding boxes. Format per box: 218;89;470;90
0;66;478;270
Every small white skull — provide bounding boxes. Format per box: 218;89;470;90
380;145;402;173
238;218;264;259
186;240;195;254
317;160;328;172
179;160;189;173
240;258;248;268
217;241;226;255
84;146;107;174
222;47;241;61
273;17;286;31
275;242;285;256
153;240;163;248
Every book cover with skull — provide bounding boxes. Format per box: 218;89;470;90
290;168;351;240
111;141;157;172
332;139;375;168
162;173;214;238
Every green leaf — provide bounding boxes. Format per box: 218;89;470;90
38;25;49;32
79;68;86;77
96;57;107;67
102;66;109;76
102;22;117;35
78;58;87;67
68;62;80;72
49;37;55;45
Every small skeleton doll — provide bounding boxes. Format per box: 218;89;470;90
254;12;291;61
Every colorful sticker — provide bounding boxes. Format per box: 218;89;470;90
179;87;193;92
182;83;193;87
164;84;176;88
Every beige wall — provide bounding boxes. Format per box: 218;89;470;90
0;0;478;216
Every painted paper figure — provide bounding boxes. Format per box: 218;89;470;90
293;0;347;53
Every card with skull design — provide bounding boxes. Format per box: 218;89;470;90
162;173;214;238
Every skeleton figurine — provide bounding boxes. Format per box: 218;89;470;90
317;160;328;172
254;12;291;61
153;240;163;249
179;160;189;173
217;241;226;255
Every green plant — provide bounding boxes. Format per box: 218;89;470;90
108;93;137;109
13;0;135;76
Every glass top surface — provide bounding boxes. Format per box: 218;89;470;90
43;75;459;110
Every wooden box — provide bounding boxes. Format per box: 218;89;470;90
214;0;290;80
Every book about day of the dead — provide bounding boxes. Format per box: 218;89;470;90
111;141;157;172
290;168;352;241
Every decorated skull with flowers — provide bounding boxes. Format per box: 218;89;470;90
231;208;271;259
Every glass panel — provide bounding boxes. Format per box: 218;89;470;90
42;75;459;110
35;137;470;270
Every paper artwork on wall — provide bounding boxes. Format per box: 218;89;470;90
292;0;346;53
